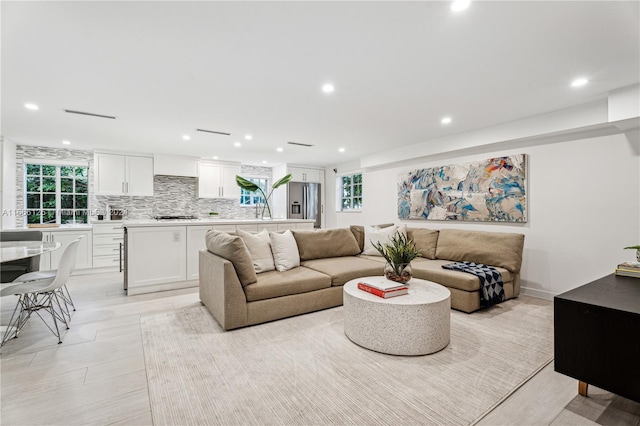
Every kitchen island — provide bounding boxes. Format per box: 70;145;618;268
123;218;315;295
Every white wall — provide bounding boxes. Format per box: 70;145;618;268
1;137;17;229
326;132;640;298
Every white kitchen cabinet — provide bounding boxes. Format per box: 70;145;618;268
40;230;93;270
154;154;199;177
94;153;154;196
126;226;187;294
197;162;241;199
288;166;322;183
186;225;212;280
92;223;124;270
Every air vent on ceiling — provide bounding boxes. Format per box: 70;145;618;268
196;128;231;136
287;141;314;147
64;109;116;119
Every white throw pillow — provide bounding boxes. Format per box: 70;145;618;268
362;224;407;256
237;229;275;273
269;230;300;271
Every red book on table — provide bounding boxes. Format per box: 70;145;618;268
357;282;408;298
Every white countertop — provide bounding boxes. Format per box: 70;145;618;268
5;224;93;231
122;218;315;228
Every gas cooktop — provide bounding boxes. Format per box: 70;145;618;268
154;215;198;220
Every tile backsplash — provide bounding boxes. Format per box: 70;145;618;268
15;145;273;225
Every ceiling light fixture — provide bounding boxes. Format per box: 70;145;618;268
441;117;452;124
262;161;267;164
234;142;241;147
338;147;345;153
322;83;335;93
196;128;231;136
64;109;116;119
276;147;283;152
25;103;39;110
182;135;191;141
451;0;470;12
245;134;253;140
571;78;589;87
62;140;71;145
212;156;219;160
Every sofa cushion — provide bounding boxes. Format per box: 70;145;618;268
411;258;513;292
293;228;360;261
301;256;384;286
244;266;332;302
269;230;300;272
362;224;407;256
205;229;257;287
350;224;396;252
407;228;439;260
237;229;275;273
435;229;524;273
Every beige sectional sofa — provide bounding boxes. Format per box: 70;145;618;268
199;225;524;331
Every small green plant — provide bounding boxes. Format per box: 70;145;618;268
624;245;640;250
236;173;292;218
372;232;421;275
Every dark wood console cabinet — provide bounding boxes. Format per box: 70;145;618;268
554;274;640;402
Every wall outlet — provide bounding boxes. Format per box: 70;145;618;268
173;232;180;242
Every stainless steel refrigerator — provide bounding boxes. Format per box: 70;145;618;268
287;182;321;228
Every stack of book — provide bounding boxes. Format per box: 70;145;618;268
615;261;640;278
357;277;409;298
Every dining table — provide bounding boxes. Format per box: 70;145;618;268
1;241;61;263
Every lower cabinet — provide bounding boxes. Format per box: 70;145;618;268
92;223;124;270
126;226;187;295
40;230;93;271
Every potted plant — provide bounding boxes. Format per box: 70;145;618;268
236;174;292;219
373;232;421;284
625;245;640;262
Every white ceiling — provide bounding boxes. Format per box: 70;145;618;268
2;1;639;168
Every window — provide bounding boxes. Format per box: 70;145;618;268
25;163;89;224
339;173;362;211
239;177;268;206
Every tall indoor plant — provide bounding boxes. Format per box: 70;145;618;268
236;174;292;219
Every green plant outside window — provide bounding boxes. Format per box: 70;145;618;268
340;173;362;211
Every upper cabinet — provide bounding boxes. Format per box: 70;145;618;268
153;154;199;177
288;166;322;183
197;161;241;199
94;153;154;196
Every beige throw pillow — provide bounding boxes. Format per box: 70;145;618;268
205;229;257;286
237;229;275;273
362;224;407;256
269;230;300;272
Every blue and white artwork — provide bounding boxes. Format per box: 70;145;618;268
398;155;527;222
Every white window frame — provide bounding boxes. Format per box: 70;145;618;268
23;160;90;225
336;171;363;212
239;175;270;206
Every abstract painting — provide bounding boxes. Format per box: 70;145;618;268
398;154;527;222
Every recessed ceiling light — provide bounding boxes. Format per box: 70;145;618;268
62;140;71;145
322;83;335;93
25;103;39;110
234;142;241;147
262;160;267;164
338;147;345;153
451;0;470;12
276;147;283;152
182;135;191;141
245;134;253;140
441;117;452;124
571;78;589;87
212;156;219;160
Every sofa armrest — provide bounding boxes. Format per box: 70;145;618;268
199;250;248;330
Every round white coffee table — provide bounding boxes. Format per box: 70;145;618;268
343;277;451;356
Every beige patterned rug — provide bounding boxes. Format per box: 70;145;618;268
141;296;553;426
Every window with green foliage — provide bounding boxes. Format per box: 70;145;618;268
340;173;362;211
239;177;268;205
25;163;89;224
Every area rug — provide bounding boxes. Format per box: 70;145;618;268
141;296;553;426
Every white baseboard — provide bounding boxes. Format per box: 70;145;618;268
520;286;557;301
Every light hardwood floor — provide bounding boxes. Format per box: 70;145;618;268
1;272;639;425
